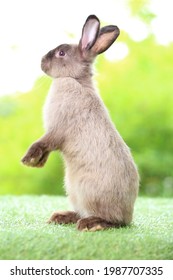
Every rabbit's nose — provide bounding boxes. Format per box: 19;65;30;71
41;56;50;73
41;55;47;64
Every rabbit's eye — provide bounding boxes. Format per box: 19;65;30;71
59;50;65;56
55;49;66;58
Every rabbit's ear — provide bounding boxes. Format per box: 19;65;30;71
91;25;120;55
79;15;100;52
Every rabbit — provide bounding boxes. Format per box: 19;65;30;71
21;15;139;231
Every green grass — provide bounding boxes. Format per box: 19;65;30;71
0;195;172;260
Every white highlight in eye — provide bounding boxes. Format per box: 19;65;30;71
55;50;66;58
104;42;129;62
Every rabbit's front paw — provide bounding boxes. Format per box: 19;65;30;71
47;211;80;224
21;142;47;167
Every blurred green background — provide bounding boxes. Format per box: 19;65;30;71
0;0;173;197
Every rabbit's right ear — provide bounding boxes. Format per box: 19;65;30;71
79;15;100;53
91;25;120;55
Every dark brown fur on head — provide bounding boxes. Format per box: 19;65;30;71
41;43;93;81
41;15;119;80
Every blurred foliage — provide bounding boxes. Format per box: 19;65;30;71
128;0;156;23
97;35;173;197
0;3;173;197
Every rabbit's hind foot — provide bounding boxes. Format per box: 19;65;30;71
47;211;80;224
77;216;122;232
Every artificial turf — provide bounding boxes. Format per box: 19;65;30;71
0;195;172;260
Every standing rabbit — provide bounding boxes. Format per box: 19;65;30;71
21;15;139;231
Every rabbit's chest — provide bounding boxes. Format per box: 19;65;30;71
43;79;83;132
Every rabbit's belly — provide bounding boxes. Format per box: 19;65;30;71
65;171;96;218
65;170;114;219
64;164;138;224
65;177;124;222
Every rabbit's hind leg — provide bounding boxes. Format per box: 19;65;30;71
77;216;123;232
47;211;80;224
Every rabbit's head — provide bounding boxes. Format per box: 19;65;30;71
41;15;120;79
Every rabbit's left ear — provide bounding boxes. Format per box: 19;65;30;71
91;25;120;55
79;15;100;52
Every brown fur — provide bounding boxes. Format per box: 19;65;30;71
48;211;80;224
21;15;139;231
77;216;124;232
